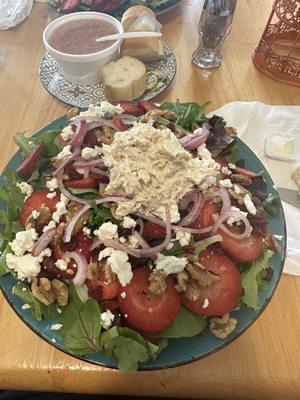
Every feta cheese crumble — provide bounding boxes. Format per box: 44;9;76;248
119;236;126;244
128;235;139;249
43;220;56;232
47;192;57;199
6;253;41;280
51;324;63;331
219;179;233;189
122;216;136;229
103;124;220;223
55;259;68;271
228;163;236;170
56;145;72;160
61;125;74;141
221;166;232;176
94;222;118;240
46;178;58;192
175;231;191;247
10;228;38;256
244;194;257;215
98;247;132;286
154;253;187;275
227;206;248;226
81;146;102;160
79;102;123;118
120;292;126;299
22;303;31;310
82;227;91;235
101;310;115;329
202;298;209;309
31;210;40;220
16;182;33;198
52;194;69;223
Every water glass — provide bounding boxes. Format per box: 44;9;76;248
193;0;237;68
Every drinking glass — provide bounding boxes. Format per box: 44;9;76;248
193;0;237;68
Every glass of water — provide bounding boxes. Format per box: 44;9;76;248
193;0;237;68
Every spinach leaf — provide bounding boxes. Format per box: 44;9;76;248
58;285;101;355
12;282;43;321
69;188;100;200
157;307;207;338
14;130;61;158
14;132;37;156
0;245;11;275
87;202;115;229
262;193;280;216
162;241;183;256
162;100;210;130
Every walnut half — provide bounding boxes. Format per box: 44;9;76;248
31;278;68;307
209;314;237;339
147;270;167;296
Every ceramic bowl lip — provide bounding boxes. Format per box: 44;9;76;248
0;128;287;371
43;11;124;61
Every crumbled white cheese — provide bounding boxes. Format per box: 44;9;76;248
51;338;56;343
81;146;102;160
22;287;27;292
219;179;233;189
233;184;242;195
57;308;62;314
101;310;115;329
200;175;216;190
52;194;69;223
175;231;191;247
56;145;72;160
46;191;57;199
119;236;127;243
244;194;257;215
61;125;74;141
122;216;136;229
82;227;91;235
274;234;283;241
43;220;56;232
98;247;132;286
16;182;33;198
21;303;31;310
128;235;139;249
6;253;41;280
154;253;187;275
76;168;85;175
227;206;248;226
79;102;124;118
103;124;220;223
51;324;63;331
222;166;232;176
42;248;52;258
10;228;38;256
31;210;40;220
55;259;68;271
202;298;209;309
94;222;118;240
228;163;236;170
120;292;126;299
60;193;69;205
165;242;174;250
46;178;58;192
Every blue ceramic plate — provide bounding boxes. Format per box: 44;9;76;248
0;115;286;370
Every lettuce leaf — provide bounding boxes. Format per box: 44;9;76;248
58;285;101;355
241;250;274;309
87;202;115;229
158;307;207;338
68;187;100;200
194;234;222;261
161;100;210;130
262;193;280;216
14;130;61;158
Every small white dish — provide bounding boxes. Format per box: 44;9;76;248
265;134;300;162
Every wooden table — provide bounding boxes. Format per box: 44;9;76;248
0;1;299;399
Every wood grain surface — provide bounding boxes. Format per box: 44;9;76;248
0;1;299;399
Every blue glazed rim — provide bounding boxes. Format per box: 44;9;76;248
0;115;287;371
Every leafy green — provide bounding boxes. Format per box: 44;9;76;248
206;115;235;157
69;188;100;200
0;245;12;275
58;285;101;355
162;241;184;256
194;234;222;261
241;251;274;309
14;132;37;156
262;193;280;216
100;326;160;372
87;202;115;229
14;130;60;158
162;100;210;130
158;308;207;338
154;116;170;127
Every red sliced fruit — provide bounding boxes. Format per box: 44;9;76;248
113;117;127;132
234;166;257;178
218;230;264;263
138;100;160;112
181;249;242;317
60;0;80;13
102;299;119;312
187;201;215;230
214;156;228;168
87;272;120;301
19;189;60;227
75;232;94;260
143;221;166;241
16;142;45;179
118;102;144;116
118;267;180;333
65;177;97;189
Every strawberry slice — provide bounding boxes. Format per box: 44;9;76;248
113;117;127;132
19;189;60;227
234;166;257;178
91;0;121;12
118;102;144;116
65;177;97;189
138;100;160;112
118;267;180;333
181;249;242;317
87;272;120;301
16;142;45;179
143;221;166;241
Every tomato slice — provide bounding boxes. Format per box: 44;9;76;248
181;249;242;317
118;267;180;333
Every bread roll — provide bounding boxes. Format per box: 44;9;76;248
121;6;164;62
100;55;146;102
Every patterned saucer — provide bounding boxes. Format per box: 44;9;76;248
39;42;177;108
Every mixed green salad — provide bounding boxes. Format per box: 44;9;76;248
0;100;281;372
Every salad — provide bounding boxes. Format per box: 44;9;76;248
45;0;180;16
0;100;281;372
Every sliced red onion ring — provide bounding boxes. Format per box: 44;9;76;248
63;251;88;286
179;127;210;150
72;116;118;131
57;178;90;205
179;191;203;226
31;227;56;257
204;187;231;215
89;167;109;177
210;211;252;240
83;169;89;179
64;196;130;243
72;159;105;168
68;120;89;149
136;218;144;235
53;147;81;177
132;231;150;250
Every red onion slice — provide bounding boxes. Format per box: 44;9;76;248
219;186;231;215
132;231;150;250
68;120;89;149
63;251;88;286
31;227;56;257
83;169;89;179
179;190;204;226
89;167;109;177
53;146;80;177
179;127;210;150
211;211;252;239
72;159;105;168
72;116;118;131
57;178;90;205
136;218;144;235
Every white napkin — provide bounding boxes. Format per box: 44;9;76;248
212;101;300;276
0;0;33;30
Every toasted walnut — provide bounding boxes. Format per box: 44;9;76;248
231;174;252;186
38;205;52;226
225;126;237;137
86;260;100;281
99;260;116;284
99;183;107;196
147;270;167;296
139;109;176;123
265;235;281;253
53;222;65;245
51;279;68;306
186;263;219;287
185;281;202;301
109;203;123;220
228;184;251;205
175;270;189;293
94;126;115;145
66;107;79;120
209;314;237;339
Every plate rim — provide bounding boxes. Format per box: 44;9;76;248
0;117;287;371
